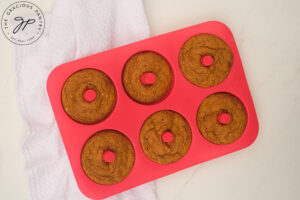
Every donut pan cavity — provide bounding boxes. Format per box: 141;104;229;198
47;21;259;199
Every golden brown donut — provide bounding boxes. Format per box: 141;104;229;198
140;110;192;164
122;51;173;104
179;34;233;87
61;69;116;124
81;130;135;185
197;93;247;145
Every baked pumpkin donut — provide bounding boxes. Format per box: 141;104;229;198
197;93;247;145
61;69;116;124
140;110;192;164
122;51;173;104
179;34;233;87
81;130;135;185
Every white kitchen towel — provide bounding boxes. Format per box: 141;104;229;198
14;0;157;199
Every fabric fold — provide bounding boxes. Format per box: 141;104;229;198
15;0;156;199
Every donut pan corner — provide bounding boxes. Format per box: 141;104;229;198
46;21;259;199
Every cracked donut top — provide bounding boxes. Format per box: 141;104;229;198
197;93;247;144
179;34;233;87
81;130;135;185
140;110;192;164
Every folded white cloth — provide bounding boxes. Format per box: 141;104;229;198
14;0;157;199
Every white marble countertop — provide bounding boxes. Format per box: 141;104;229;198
0;0;299;199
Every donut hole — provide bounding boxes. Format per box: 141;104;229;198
200;54;214;67
102;150;115;163
218;112;231;125
140;72;156;85
83;89;97;102
161;131;174;143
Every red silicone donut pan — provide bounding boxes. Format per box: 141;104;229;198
47;21;259;199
